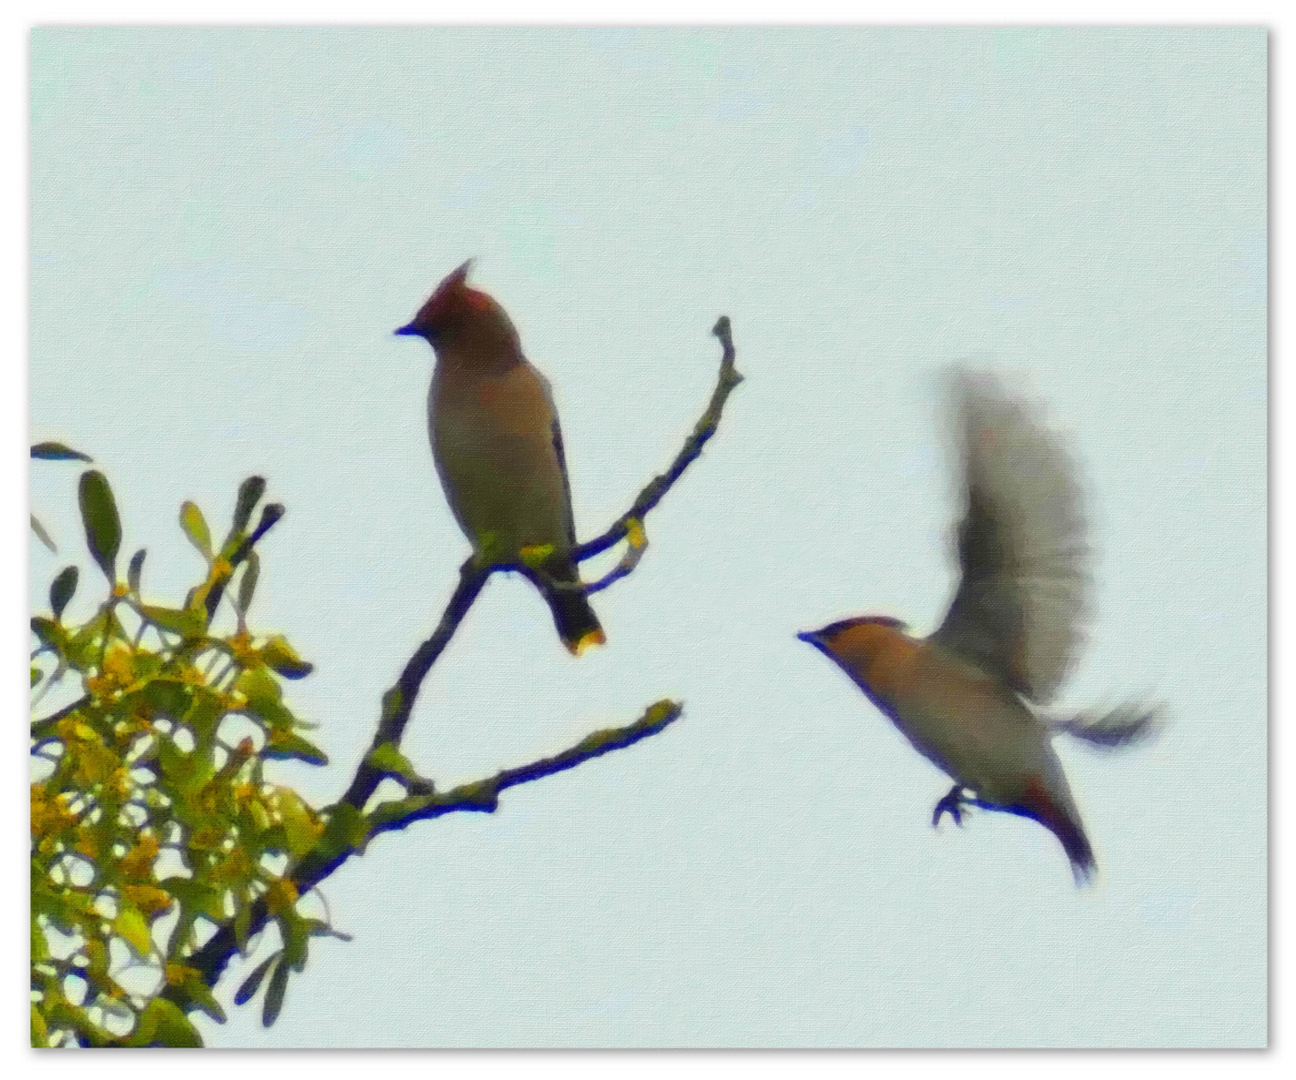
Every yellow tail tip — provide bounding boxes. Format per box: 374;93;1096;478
571;629;607;657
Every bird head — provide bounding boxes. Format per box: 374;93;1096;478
394;259;518;353
797;616;911;675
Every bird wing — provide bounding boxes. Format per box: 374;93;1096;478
539;373;578;550
930;369;1091;705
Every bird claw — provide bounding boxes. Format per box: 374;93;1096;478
932;785;967;828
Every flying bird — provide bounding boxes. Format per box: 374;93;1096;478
798;369;1158;882
396;261;605;656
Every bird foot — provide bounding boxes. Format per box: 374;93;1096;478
519;543;556;569
932;785;967;828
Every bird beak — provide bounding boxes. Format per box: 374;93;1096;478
393;323;420;337
797;629;836;659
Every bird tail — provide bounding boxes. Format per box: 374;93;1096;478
1051;814;1097;886
1052;701;1163;749
527;558;605;656
1017;776;1096;885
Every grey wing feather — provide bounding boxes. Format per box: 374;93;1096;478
1053;701;1163;748
930;368;1091;704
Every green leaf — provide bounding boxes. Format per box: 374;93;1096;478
126;1000;160;1046
234;902;252;955
231;476;267;538
31;914;49;963
237;551;260;614
236;665;282;706
31;514;57;553
159;1014;204;1048
263;731;328;766
256;503;285;538
368;741;419;782
31;441;92;462
140;604;205;639
158;877;225;922
316;803;369;862
282;914;310;970
277;790;322;858
156;738;196;785
235;666;299;730
64;608;118;669
30;615;62;655
127;548;146;594
31;665;41;687
262;954;289;1027
260;635;313;679
302;917;353;943
180;969;227;1024
140;678;193;720
234;952;279;1006
31;1004;49;1048
183;686;228;740
132;999;202;1048
78;470;121;581
49;566;78;620
130;651;163;681
113;904;153;958
180;501;212;560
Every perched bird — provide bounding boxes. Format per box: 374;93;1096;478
396;260;605;655
798;369;1158;882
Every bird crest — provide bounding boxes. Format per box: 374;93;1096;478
420;258;475;320
398;259;493;337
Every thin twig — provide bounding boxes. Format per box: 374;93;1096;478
576;316;741;562
582;527;648;596
203;503;284;622
366;699;684;836
339;559;489;812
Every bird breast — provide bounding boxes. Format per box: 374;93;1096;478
872;642;1048;800
428;362;569;555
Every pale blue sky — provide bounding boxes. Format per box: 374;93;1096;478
30;28;1265;1047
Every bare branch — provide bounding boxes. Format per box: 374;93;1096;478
340;559;489;812
582;523;648;596
366;699;683;836
576;316;742;562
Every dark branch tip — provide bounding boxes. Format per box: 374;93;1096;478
257;503;285;534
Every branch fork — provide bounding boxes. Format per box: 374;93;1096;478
171;317;742;1000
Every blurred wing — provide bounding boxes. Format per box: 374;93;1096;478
930;369;1090;704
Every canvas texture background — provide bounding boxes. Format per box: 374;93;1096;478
30;28;1266;1047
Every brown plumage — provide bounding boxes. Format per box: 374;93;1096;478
799;369;1158;883
396;261;604;655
